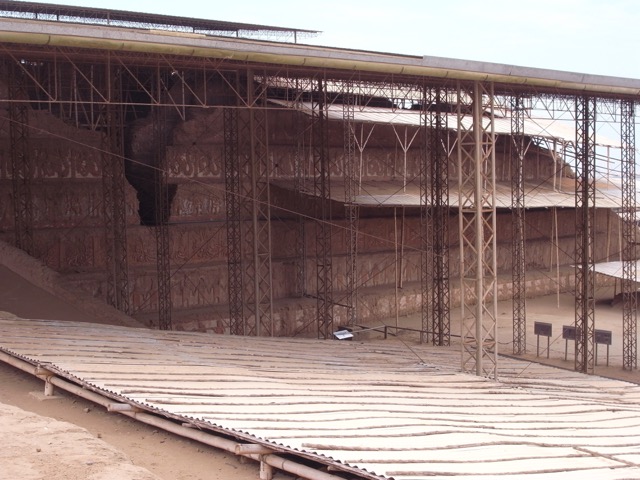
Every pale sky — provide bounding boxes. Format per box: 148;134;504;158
21;0;640;79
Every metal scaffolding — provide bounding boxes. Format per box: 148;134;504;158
238;70;274;336
421;86;450;345
312;76;334;339
420;86;432;344
3;14;640;376
430;87;451;346
343;79;359;327
7;60;34;255
101;63;130;314
458;81;498;378
293;92;308;300
621;99;638;371
574;95;596;374
510;94;527;355
152;70;172;331
223;83;244;335
278;75;312;304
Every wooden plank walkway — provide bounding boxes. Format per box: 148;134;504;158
1;317;640;480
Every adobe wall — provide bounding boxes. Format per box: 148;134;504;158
0;103;621;334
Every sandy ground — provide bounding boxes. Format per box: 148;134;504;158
0;265;295;480
395;284;640;385
0;360;289;480
0;262;638;479
0;398;160;480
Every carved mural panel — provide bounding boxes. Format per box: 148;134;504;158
167;145;222;179
1;180;138;230
128;264;228;313
170;183;225;221
31;143;102;179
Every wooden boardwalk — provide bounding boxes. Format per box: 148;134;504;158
1;317;640;479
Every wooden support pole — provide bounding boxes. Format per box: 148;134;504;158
107;403;141;413
35;365;55;396
43;379;54;397
260;460;274;480
235;444;274;456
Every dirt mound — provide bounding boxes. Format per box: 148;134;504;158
0;401;159;480
0;241;141;327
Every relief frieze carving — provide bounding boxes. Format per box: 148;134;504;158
167;145;222;179
171;227;227;265
171;184;224;220
31;144;101;179
128;264;228;313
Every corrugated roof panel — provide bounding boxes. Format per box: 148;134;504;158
592;259;640;281
274;179;626;209
272;100;620;147
2;317;640;480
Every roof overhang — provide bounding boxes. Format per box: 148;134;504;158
592;260;640;282
0;1;319;36
271;100;620;147
273;179;626;209
2;17;640;98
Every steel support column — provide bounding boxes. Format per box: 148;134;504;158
7;60;34;255
224;83;244;335
293;105;307;299
421;86;450;345
343;80;359;326
430;87;451;346
419;85;432;344
457;81;498;378
510;95;527;355
239;70;274;336
101;63;130;314
574;95;596;374
285;77;311;301
153;71;172;331
621;99;637;370
312;77;333;339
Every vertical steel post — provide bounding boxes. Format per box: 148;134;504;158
511;94;527;355
7;60;34;255
293;88;307;299
312;76;333;339
153;69;172;331
238;70;273;336
419;85;433;344
223;73;244;335
457;81;498;378
343;79;359;326
574;95;596;374
101;61;130;314
621;99;637;370
252;72;274;336
430;87;451;346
